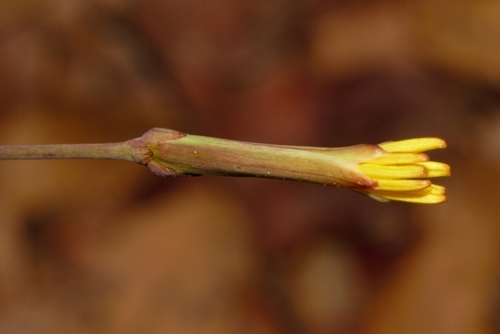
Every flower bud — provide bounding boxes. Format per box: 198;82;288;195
140;128;450;204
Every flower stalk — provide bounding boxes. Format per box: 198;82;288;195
0;127;450;204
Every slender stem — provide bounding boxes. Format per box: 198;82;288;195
0;142;136;162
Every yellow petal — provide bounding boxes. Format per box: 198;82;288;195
416;161;451;178
358;164;426;179
372;192;446;204
375;179;431;191
427;184;446;195
379;138;447;153
367;152;429;165
366;184;447;204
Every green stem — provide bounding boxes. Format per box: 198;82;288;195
0;141;140;162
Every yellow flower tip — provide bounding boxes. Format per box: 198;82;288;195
379;137;447;153
355;137;450;204
366;186;447;204
367;152;430;165
416;161;451;178
375;179;431;192
358;164;426;179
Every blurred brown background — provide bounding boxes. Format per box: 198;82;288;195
0;0;499;333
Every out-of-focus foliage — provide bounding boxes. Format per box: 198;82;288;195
0;0;499;333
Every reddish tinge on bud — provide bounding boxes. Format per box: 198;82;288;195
138;129;450;204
